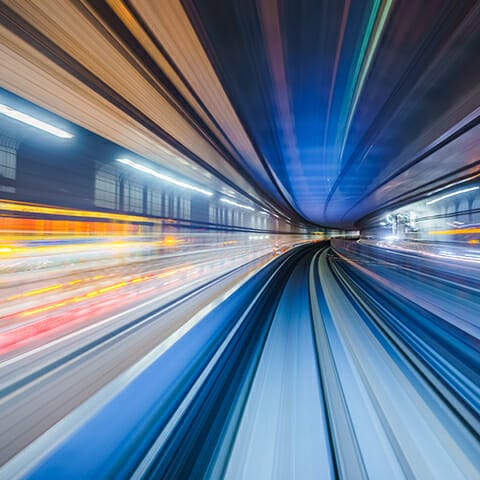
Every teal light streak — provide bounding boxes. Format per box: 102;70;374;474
335;0;393;159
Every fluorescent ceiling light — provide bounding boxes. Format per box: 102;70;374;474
426;186;479;205
117;158;213;196
0;104;73;138
259;211;269;215
220;197;255;211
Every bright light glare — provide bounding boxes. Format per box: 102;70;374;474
385;213;395;224
220;198;255;211
426;186;479;205
0;104;73;138
117;158;213;196
259;211;269;215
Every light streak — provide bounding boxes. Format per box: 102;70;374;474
0;104;73;138
220;198;255;211
425;186;479;205
0;199;155;223
117;158;213;196
17;266;193;317
428;227;480;235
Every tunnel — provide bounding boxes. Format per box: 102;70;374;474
0;1;479;479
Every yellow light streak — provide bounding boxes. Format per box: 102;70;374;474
428;228;480;235
19;267;187;317
0;199;155;224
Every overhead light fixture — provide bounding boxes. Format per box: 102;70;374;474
259;211;269;215
117;158;213;196
0;104;73;138
220;197;255;211
426;186;479;205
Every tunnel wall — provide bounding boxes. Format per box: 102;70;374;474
0;128;294;234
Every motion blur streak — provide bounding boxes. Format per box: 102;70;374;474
0;211;302;356
1;243;478;479
0;199;162;224
1;0;480;478
428;228;480;235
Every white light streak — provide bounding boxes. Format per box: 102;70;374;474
117;158;213;196
426;186;479;205
0;104;73;138
220;198;255;211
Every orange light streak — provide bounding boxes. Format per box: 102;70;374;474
0;199;154;224
428;228;480;235
18;267;188;317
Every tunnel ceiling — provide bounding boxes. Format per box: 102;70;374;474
181;0;480;228
1;1;480;228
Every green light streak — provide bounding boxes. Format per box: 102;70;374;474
345;0;393;136
336;0;393;159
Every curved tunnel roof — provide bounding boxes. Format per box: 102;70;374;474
0;0;479;229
